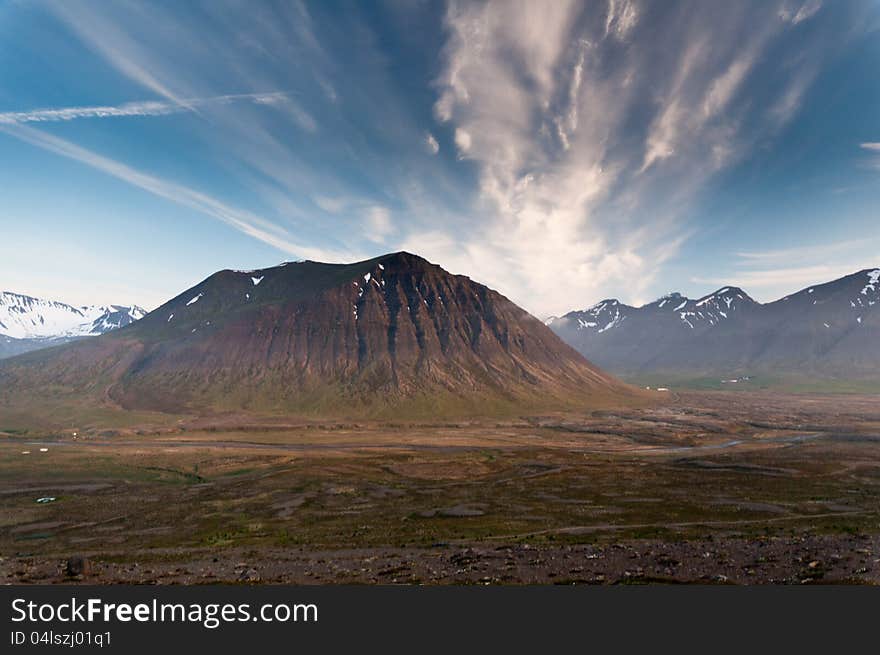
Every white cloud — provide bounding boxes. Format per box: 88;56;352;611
453;128;471;155
417;1;849;315
1;123;354;263
0;100;177;124
48;0;193;108
14;0;859;317
768;65;819;126
734;239;868;265
858;142;880;171
694;264;860;294
425;2;807;315
423;1;656;315
312;195;349;214
364;206;393;243
425;132;440;154
604;0;640;41
779;0;823;25
433;93;454;123
702;53;757;121
37;0;459;275
640;19;784;174
692;238;879;300
253;94;318;133
0;93;301;126
39;2;338;217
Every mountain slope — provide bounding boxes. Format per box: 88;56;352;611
0;252;637;417
548;268;880;387
0;291;145;359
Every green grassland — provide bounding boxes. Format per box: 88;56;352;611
623;372;880;394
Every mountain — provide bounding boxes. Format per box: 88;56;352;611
0;252;637;417
0;291;145;359
548;268;880;388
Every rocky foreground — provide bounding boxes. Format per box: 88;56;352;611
5;533;878;585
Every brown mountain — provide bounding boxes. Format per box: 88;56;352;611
0;252;637;417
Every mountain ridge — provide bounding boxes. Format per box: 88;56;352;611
0;291;145;359
548;267;880;387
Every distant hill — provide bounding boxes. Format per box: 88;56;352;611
547;268;880;390
0;291;144;359
0;252;639;418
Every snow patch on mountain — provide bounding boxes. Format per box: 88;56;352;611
851;269;880;309
0;291;144;340
552;299;628;334
562;287;755;335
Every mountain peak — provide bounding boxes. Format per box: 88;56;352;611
547;265;880;385
651;292;686;308
586;298;621;311
695;286;755;306
377;250;431;265
2;251;634;415
226;251;440;282
368;251;443;275
712;285;749;296
0;290;144;341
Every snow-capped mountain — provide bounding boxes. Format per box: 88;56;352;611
548;268;880;385
548;299;631;333
0;291;145;359
550;287;757;335
658;287;756;329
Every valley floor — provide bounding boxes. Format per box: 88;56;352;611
2;392;879;584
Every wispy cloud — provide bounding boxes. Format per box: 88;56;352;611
778;0;823;25
0;92;299;125
604;0;640;41
734;239;868;265
5;0;867;315
419;0;838;315
0;122;355;263
0;100;179;124
37;0;455;267
693;264;867;295
859;141;880;171
692;238;879;298
425;133;439;155
47;0;193;108
364;206;393;244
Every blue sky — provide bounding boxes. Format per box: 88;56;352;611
0;0;878;316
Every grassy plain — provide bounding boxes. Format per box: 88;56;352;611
2;391;879;584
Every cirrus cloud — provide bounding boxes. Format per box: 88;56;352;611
419;0;841;315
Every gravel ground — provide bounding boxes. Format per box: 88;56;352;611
4;533;878;585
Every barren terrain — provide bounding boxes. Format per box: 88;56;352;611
2;391;879;584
